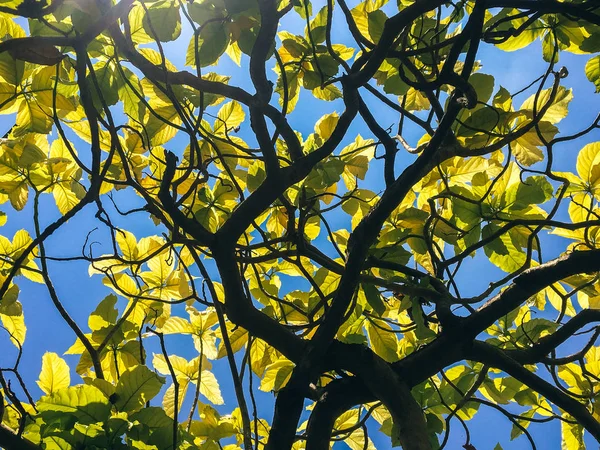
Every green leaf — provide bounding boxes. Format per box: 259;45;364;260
361;284;386;316
468;73;495;104
482;224;527;273
512;176;553;210
224;0;258;15
118;67;146;121
130;407;173;429
142;1;182;42
37;385;111;425
306;6;328;44
88;64;121;109
383;73;409;96
367;10;387;42
114;365;165;412
0;284;20;316
186;22;229;68
410;297;435;340
460;107;501;136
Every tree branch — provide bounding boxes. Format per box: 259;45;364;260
463;250;600;338
0;424;42;450
468;341;600;441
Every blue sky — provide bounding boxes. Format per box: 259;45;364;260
1;1;600;449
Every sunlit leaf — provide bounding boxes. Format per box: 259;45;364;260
37;352;71;395
114;365;165;412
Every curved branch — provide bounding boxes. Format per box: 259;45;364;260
468;341;600;441
507;309;600;364
306;377;371;450
463;250;600;338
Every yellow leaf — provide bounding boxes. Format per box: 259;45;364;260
37;352;70;395
52;181;80;215
576;142;600;187
152;353;193;379
558;363;585;395
188;306;218;333
562;414;585;450
116;229;138;261
345;428;377;450
216;326;248;359
402;87;430;111
147;251;175;285
225;41;242;66
163;380;189;419
250;338;276;377
259;359;295;392
335;408;360;430
585;55;600;93
11;229;32;257
50;138;76;161
103;273;139;297
520;86;572;124
492;10;543;52
197;369;224;405
6;180;28;211
88;294;118;332
0;311;26;346
215;101;245;134
160;316;195;334
512;121;556;166
193;332;218;360
65;118;112;151
64;336;89;355
365;319;399;363
315;112;339;140
546;284;576;317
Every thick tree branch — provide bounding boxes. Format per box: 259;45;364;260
468;341;600;441
250;0;278;103
463;250;600;338
507;309;600;364
488;0;600;26
306;377;371;450
0;424;42;450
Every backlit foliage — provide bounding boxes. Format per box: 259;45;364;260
0;0;600;449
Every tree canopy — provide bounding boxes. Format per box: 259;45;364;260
1;0;600;449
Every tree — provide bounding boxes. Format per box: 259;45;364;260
0;0;600;448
